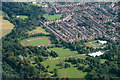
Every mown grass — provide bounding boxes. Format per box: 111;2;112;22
48;47;78;57
27;38;50;46
43;14;62;21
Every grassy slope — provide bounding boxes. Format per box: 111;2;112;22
58;66;87;78
27;27;49;35
41;47;87;78
43;14;62;21
0;16;14;37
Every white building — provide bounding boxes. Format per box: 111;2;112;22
32;1;37;4
88;51;104;57
98;40;107;44
18;55;24;60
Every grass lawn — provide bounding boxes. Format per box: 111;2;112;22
48;47;78;57
20;36;50;46
43;14;62;21
0;16;14;37
27;27;49;35
16;15;28;20
84;40;106;49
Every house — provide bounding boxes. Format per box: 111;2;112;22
18;55;24;60
32;1;37;4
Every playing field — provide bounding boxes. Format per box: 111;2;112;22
27;38;50;46
20;36;52;46
0;16;14;37
48;47;78;57
27;27;49;35
43;14;62;21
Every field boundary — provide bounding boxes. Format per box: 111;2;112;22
23;37;53;47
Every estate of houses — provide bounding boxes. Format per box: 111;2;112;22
39;2;119;42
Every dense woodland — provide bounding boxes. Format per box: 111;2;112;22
1;2;120;79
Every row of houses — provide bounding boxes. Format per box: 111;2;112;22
42;2;118;42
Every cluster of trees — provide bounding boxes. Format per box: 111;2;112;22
64;43;120;78
58;62;71;68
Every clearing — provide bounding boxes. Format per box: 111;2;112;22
27;27;49;35
84;40;106;49
43;14;62;21
16;15;28;20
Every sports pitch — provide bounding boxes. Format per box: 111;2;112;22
20;36;52;46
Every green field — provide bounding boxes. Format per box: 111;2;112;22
84;40;106;49
43;14;62;21
27;38;50;46
20;36;51;46
16;15;28;20
48;47;78;57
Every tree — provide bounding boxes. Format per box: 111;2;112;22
78;65;85;70
46;65;50;68
64;63;71;68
